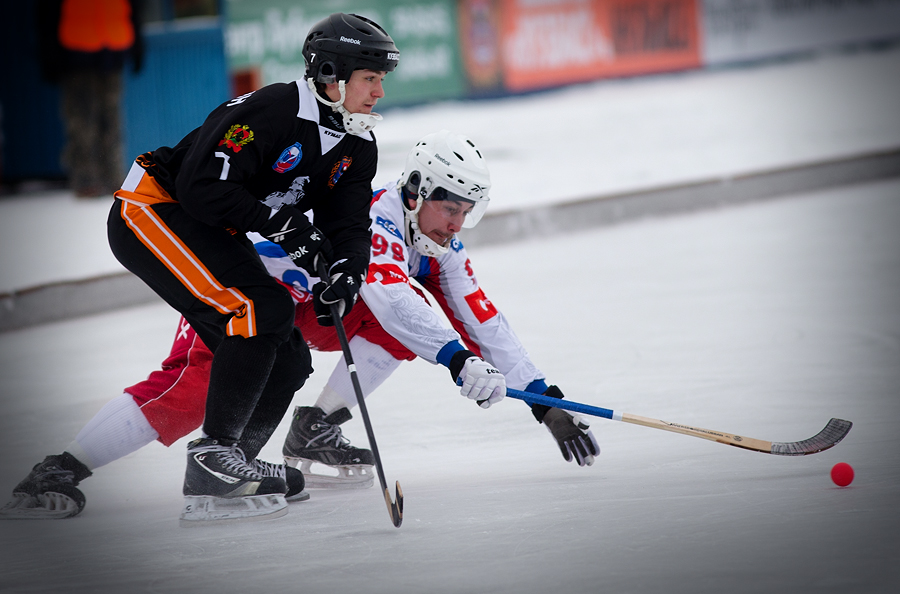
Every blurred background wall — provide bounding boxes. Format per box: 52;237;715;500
0;0;230;185
2;0;899;186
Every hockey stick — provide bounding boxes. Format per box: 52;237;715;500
317;259;403;527
507;388;852;456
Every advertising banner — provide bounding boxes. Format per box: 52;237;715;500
458;0;505;93
224;0;466;106
497;0;702;92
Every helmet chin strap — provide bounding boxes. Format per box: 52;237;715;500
400;187;450;257
307;79;382;136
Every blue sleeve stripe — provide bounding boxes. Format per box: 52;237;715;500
525;379;549;395
436;341;466;368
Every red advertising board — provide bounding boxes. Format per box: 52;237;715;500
496;0;702;91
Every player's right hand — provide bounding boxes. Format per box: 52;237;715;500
459;356;506;408
260;206;332;273
448;350;506;408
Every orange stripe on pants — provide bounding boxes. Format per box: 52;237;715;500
116;199;257;338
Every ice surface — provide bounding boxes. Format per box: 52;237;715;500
1;178;898;593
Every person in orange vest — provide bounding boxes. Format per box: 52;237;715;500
36;0;144;197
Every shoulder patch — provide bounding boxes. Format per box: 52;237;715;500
273;143;303;173
328;156;352;188
376;216;403;240
218;124;254;153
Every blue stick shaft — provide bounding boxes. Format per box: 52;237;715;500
506;388;617;420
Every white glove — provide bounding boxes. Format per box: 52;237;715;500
459;356;506;408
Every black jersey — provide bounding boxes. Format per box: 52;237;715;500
137;80;376;267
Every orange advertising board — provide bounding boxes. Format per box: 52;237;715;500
498;0;702;91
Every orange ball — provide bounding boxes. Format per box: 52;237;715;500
831;462;854;487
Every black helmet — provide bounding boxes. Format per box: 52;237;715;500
303;13;399;84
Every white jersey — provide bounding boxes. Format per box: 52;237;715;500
250;180;544;390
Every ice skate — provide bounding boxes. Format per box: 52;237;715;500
252;458;310;502
0;453;92;520
282;406;375;489
180;438;288;526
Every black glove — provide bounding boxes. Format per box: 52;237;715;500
259;207;332;274
313;259;365;326
534;385;600;466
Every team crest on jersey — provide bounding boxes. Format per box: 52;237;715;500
218;124;254;153
328;156;352;188
273;143;303;173
464;288;498;323
376;216;403;240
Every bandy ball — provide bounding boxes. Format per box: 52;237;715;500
831;462;854;487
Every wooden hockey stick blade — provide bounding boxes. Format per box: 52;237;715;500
620;413;852;456
506;388;852;456
384;481;404;527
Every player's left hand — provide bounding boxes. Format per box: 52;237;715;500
543;408;599;466
538;385;600;466
313;258;364;326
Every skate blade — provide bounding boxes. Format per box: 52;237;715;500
286;458;374;490
179;494;288;527
286;490;311;503
0;493;82;520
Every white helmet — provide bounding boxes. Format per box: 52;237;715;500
400;130;491;256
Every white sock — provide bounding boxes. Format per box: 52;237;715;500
315;337;403;414
66;393;160;470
